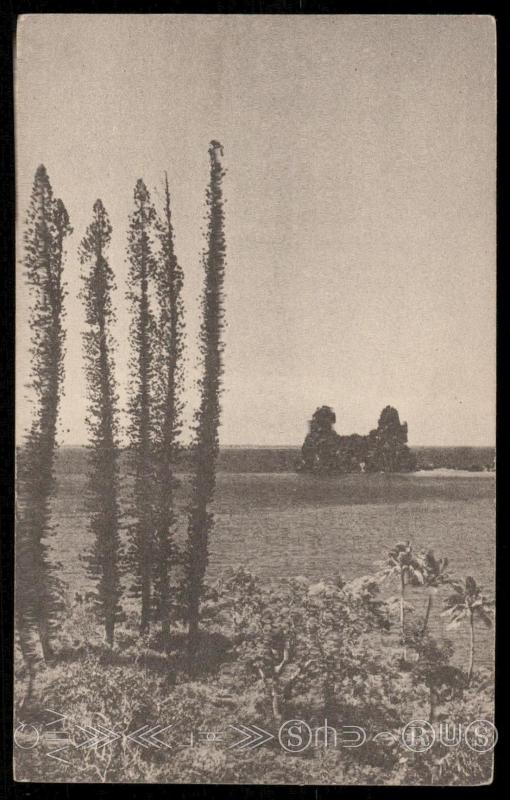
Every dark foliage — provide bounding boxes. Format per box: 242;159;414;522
126;179;158;633
366;405;416;472
152;175;185;649
185;141;227;664
16;165;72;665
79;199;123;646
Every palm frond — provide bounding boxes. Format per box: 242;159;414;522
475;607;493;628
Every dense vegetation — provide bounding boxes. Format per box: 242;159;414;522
15;548;494;785
301;405;416;474
17;147;228;699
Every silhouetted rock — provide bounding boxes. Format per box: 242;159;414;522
300;405;416;474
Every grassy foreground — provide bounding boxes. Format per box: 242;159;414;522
15;563;494;785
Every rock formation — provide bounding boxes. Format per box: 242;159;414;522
300;405;416;474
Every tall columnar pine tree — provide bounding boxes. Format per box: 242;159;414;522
126;179;158;634
16;165;72;663
185;141;227;664
152;175;185;651
79;200;122;647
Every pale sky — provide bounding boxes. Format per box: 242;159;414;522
16;14;496;447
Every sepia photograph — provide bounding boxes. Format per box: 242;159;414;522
14;13;496;785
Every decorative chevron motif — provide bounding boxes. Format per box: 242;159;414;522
228;723;274;750
126;724;174;749
43;709;71;763
46;740;71;764
75;722;121;750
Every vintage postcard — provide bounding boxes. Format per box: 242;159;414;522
14;13;496;784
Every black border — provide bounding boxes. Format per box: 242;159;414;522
1;3;506;799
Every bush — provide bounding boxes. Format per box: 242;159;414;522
14;567;494;785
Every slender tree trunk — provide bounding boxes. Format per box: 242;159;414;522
140;582;151;635
155;416;175;653
186;538;203;667
400;571;407;661
101;490;119;649
105;618;114;649
16;607;40;712
323;670;336;716
421;592;433;638
467;611;475;686
38;617;55;662
161;618;170;651
271;683;283;722
429;688;437;723
34;434;57;662
155;420;173;651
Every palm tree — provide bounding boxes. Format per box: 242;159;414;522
421;551;450;638
441;576;493;686
381;541;425;661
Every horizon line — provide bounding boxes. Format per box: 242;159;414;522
36;442;497;450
